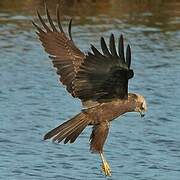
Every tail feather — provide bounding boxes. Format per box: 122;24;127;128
44;112;90;143
64;123;87;144
53;117;86;142
44;113;82;140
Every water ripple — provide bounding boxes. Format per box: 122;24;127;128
1;1;180;180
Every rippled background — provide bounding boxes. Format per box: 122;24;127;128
0;0;180;179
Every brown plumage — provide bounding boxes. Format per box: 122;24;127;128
33;4;147;177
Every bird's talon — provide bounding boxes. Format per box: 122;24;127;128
101;161;111;176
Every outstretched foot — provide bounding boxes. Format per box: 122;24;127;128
100;153;112;176
101;159;111;176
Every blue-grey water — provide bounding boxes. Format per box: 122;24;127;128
0;0;180;179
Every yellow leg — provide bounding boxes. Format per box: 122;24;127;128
100;152;111;176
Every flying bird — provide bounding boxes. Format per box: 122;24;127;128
32;4;147;177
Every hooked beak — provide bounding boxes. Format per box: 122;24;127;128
140;112;145;118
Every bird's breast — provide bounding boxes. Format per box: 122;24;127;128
87;100;131;124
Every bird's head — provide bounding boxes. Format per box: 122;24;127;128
129;93;147;117
135;94;147;117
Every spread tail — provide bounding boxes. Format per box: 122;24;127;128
44;112;90;144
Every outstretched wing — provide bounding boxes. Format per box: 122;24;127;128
74;34;134;103
32;5;85;95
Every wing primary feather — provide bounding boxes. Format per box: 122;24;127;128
56;4;64;33
88;52;94;57
31;21;45;34
91;45;103;57
109;33;118;57
101;37;111;56
45;4;57;32
126;44;131;68
118;34;125;62
68;18;73;41
37;10;51;32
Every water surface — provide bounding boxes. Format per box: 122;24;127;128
0;0;180;179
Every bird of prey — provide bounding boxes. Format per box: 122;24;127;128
32;5;147;177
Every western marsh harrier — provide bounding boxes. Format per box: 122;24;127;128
33;4;147;177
